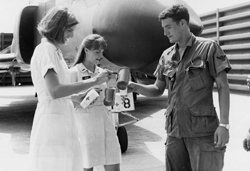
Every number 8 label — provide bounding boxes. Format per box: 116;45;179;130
108;93;135;112
123;98;130;108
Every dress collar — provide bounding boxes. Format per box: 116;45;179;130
42;38;63;59
77;63;99;74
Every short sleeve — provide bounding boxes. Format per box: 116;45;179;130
40;44;58;78
153;53;166;81
68;66;78;83
207;41;231;78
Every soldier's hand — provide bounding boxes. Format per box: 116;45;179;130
247;76;250;89
243;132;250;152
214;126;229;149
127;81;136;93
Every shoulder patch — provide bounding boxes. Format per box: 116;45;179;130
217;55;226;61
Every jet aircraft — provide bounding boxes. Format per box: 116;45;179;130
1;0;203;86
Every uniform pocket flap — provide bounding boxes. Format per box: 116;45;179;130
185;57;205;71
190;105;217;117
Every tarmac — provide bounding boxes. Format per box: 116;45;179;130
0;85;250;171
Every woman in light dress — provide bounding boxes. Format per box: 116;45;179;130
70;34;121;171
29;7;110;171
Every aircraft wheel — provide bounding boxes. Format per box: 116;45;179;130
133;92;137;101
117;126;128;153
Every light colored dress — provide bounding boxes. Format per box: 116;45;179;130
70;63;121;168
29;38;83;171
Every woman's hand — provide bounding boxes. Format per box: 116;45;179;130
94;88;102;94
71;91;89;105
95;70;110;84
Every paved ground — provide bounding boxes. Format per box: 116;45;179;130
0;85;250;171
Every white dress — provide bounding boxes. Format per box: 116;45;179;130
29;38;83;171
70;63;121;168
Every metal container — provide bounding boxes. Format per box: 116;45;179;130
104;87;116;106
117;67;130;90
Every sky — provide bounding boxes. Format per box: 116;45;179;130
0;0;249;33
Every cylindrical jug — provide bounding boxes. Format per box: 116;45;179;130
104;87;116;106
117;67;130;90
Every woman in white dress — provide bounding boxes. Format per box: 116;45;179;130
70;34;121;171
29;7;110;171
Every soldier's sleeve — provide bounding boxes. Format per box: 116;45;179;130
153;53;165;81
207;41;231;79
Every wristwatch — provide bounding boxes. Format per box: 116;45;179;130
219;123;230;130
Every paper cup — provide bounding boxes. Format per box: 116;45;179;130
80;89;99;108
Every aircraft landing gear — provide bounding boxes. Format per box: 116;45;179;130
117;126;128;153
9;66;20;86
112;112;139;153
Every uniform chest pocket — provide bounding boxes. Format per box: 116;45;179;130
186;58;207;91
188;68;207;91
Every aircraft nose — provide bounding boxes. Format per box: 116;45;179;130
92;0;203;73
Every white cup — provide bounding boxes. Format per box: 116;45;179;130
80;89;99;108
